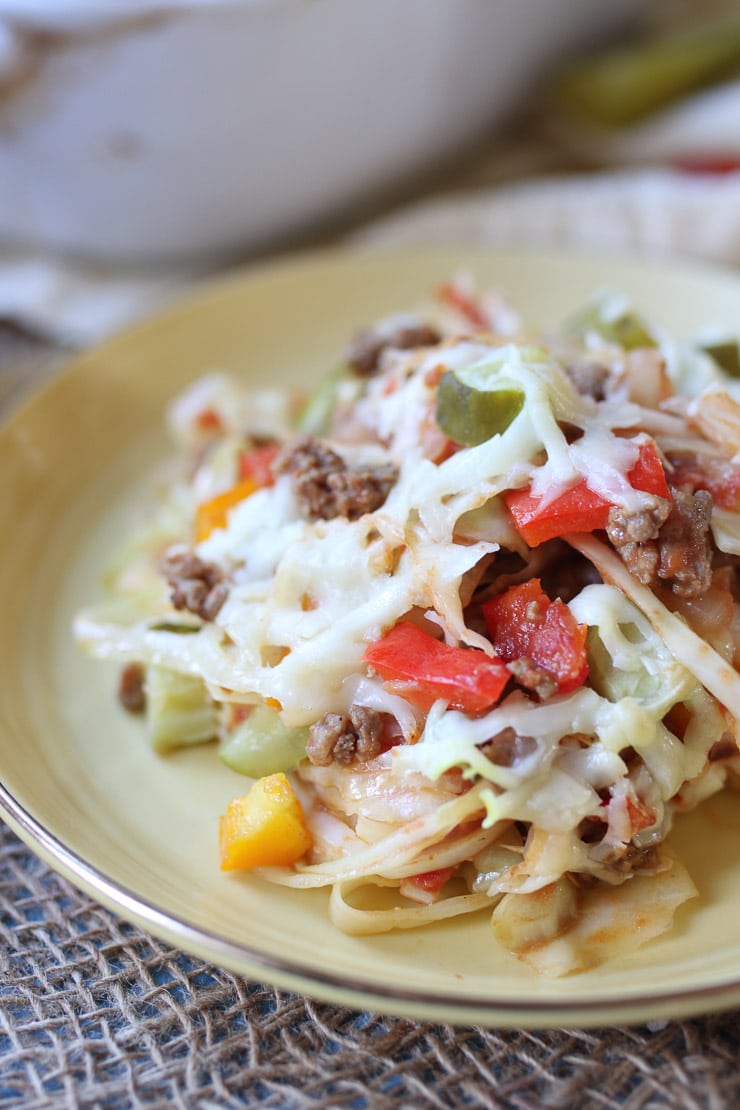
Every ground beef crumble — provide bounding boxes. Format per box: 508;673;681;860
346;323;441;377
606;499;671;547
708;734;739;762
118;662;146;713
506;657;558;700
159;546;228;621
607;486;713;598
563;358;612;401
278;436;398;521
657;487;714;596
481;727;538;767
306;706;385;766
597;843;660;875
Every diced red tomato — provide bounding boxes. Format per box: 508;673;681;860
627;441;672;500
599;788;655;833
437;282;489;329
195;407;223;432
482;578;589;694
677;157;740;176
409;867;456;894
363;621;509;715
435;439;462;464
238;443;280;487
504;439;671;547
625;795;655;835
229;705;251;727
668;453;740;510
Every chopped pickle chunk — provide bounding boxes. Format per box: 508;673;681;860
702;340;740;379
220;704;309;777
145;665;218;753
296;365;352;436
568;303;656;351
436;370;524;446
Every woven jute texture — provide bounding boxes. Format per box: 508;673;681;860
1;819;739;1110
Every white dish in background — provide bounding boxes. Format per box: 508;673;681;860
0;0;645;264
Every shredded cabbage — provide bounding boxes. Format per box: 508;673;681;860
74;277;740;976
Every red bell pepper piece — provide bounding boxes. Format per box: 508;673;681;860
482;578;589;695
504;439;671;547
408;867;456;894
363;621;509;715
238;443;280;487
626;795;655;834
437;282;489;329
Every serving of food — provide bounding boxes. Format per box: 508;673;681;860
72;266;740;979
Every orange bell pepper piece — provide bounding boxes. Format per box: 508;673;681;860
219;772;312;870
195;477;258;542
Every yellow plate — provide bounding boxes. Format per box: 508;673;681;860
3;246;740;1029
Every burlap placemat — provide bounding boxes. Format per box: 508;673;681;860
2;816;739;1109
2;341;740;1110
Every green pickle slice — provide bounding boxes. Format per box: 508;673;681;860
145;665;218;753
701;340;740;379
296;365;352;436
436;370;524;447
567;304;656;351
219;704;309;778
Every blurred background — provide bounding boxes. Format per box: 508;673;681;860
2;0;740;391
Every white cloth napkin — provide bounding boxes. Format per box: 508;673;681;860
351;168;740;264
3;165;740;348
0;247;205;347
